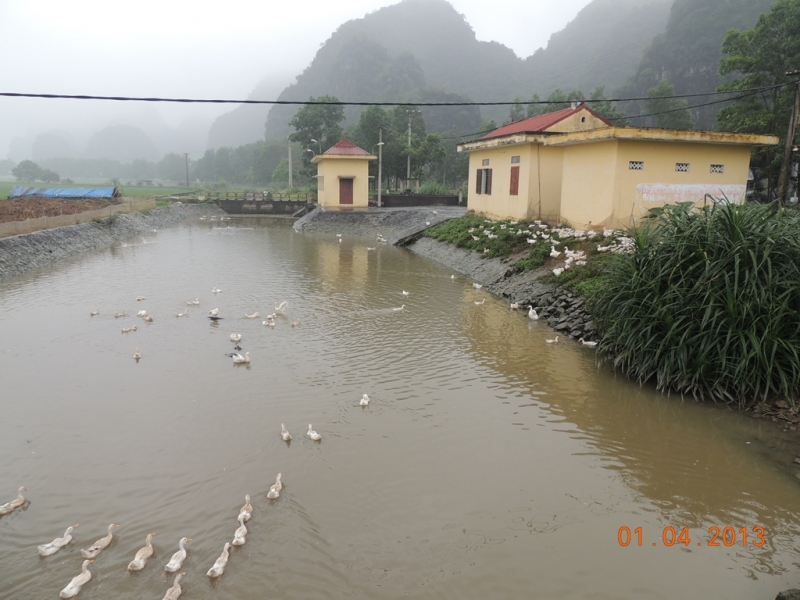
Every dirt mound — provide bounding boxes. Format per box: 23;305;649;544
0;197;112;223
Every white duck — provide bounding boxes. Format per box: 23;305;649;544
267;473;283;499
401;290;410;296
162;572;185;600
186;299;200;305
546;336;560;344
510;302;520;310
244;312;260;319
81;523;119;558
0;486;28;515
114;311;126;318
121;326;137;333
579;338;598;348
291;318;301;328
136;296;146;301
472;283;483;289
38;524;79;557
280;424;292;441
90;309;99;316
306;424;322;441
127;532;156;571
360;394;370;406
137;310;148;317
164;537;192;572
232;352;251;364
392;304;405;312
206;542;231;578
230;333;242;342
212;287;222;294
176;309;188;317
263;318;275;327
208;307;219;317
550;246;562;259
275;301;288;313
528;306;539;320
59;559;93;598
143;315;153;323
474;299;485;305
239;494;253;522
232;513;248;546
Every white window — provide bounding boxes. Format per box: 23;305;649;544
482;158;490;166
710;164;725;174
511;156;520;164
629;161;644;170
676;163;690;172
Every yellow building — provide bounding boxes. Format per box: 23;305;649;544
311;139;376;208
458;104;778;229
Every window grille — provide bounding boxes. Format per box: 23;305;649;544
710;164;724;174
676;163;690;172
482;158;490;166
511;156;520;164
629;161;644;170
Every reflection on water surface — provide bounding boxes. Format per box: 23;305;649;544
1;217;799;599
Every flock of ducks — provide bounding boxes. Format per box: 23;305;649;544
2;470;299;598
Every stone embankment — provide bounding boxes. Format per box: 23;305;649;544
0;203;223;282
408;237;597;342
293;206;465;244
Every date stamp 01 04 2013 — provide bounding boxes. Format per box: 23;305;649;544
617;526;766;548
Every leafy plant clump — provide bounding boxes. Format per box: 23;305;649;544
591;200;800;407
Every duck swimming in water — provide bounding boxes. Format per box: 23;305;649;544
127;532;156;571
267;473;283;499
164;537;191;573
0;486;28;516
59;559;93;598
81;523;119;559
38;524;79;557
206;542;231;578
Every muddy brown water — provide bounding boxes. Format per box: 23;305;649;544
1;218;799;599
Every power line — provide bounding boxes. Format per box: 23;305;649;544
0;83;789;107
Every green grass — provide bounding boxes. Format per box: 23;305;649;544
591;200;800;407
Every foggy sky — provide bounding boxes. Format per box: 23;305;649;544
0;0;594;161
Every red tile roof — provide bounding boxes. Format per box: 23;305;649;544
322;138;372;156
481;104;610;140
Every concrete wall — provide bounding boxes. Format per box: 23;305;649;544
467;146;531;221
316;156;372;208
379;194;460;207
613;140;752;227
0;196;155;238
560;140;619;229
546;108;610;133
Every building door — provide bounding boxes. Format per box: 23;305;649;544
339;178;354;204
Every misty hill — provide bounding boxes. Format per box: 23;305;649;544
260;0;674;139
620;0;775;129
521;0;672;97
206;76;292;149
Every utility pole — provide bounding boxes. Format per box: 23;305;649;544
777;70;800;203
288;142;293;189
406;110;418;191
377;126;383;207
183;153;189;189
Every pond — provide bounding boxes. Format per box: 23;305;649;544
1;217;799;599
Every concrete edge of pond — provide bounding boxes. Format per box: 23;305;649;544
0;203;224;283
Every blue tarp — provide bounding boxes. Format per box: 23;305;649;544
8;186;118;199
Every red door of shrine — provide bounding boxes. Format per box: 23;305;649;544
339;178;354;205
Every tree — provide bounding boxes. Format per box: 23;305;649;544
157;153;188;183
717;0;800;196
40;168;60;183
587;86;625;122
289;96;345;174
543;89;586;113
12;160;43;182
645;80;694;129
506;98;526;124
526;94;545;118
